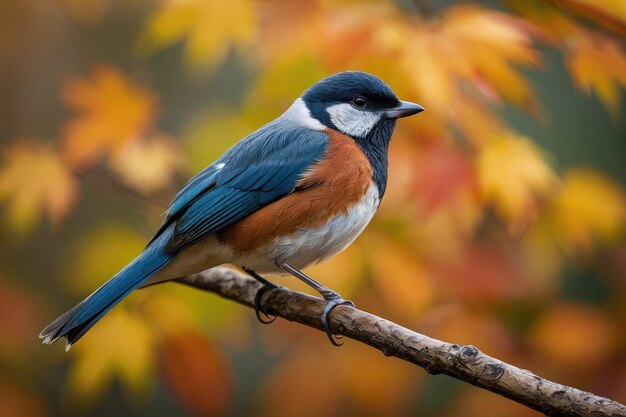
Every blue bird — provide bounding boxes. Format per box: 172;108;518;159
40;71;423;348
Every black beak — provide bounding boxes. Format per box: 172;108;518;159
385;100;424;119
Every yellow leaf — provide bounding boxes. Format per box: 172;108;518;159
66;308;155;404
552;169;626;250
62;65;157;167
138;0;255;68
0;140;77;234
110;134;186;194
567;31;626;115
477;133;558;227
68;224;147;294
242;53;326;125
183;110;253;171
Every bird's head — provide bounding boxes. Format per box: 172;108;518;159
299;71;423;140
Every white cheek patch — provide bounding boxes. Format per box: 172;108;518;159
280;98;326;131
327;103;381;138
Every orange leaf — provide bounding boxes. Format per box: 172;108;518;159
530;302;617;367
397;6;539;110
443;5;541;109
567;31;626;115
369;237;435;319
0;139;77;234
159;330;231;417
552;0;626;35
61;65;157;168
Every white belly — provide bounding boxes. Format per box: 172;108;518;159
235;184;380;273
150;185;380;282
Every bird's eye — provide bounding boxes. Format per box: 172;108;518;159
352;96;367;108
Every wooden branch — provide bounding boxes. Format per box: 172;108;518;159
178;267;626;417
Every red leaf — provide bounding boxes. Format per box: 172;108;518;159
159;331;231;417
412;143;476;214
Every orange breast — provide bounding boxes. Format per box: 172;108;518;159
219;129;373;252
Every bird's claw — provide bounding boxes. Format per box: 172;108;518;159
254;284;277;324
321;295;354;346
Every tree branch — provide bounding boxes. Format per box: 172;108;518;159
178;267;626;417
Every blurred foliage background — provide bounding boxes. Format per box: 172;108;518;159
0;0;625;416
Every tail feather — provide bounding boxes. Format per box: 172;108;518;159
40;232;175;349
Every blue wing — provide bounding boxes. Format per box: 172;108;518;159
152;121;329;252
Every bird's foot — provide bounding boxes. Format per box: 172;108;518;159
321;292;354;347
254;283;278;324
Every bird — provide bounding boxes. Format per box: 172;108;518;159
40;71;424;349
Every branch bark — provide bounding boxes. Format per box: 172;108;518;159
178;267;626;417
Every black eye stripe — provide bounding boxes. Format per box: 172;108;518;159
352;96;367;108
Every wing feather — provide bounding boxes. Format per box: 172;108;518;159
155;123;329;253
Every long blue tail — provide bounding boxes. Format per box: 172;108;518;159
40;230;175;349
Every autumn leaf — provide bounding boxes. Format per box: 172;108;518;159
67;224;147;294
505;0;578;39
0;140;77;234
551;0;626;35
397;6;539;111
159;330;231;417
411;142;477;214
242;54;326;124
68;307;155;403
257;0;325;64
258;343;417;417
442;5;541;109
477;133;558;228
66;308;155;404
530;302;617;367
551;169;626;250
138;0;255;68
369;237;435;319
0;282;42;360
434;245;528;302
61;65;158;168
183;110;254;171
110;134;186;194
0;379;48;417
566;31;626;115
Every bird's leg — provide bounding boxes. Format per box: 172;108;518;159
243;268;278;324
277;262;354;346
